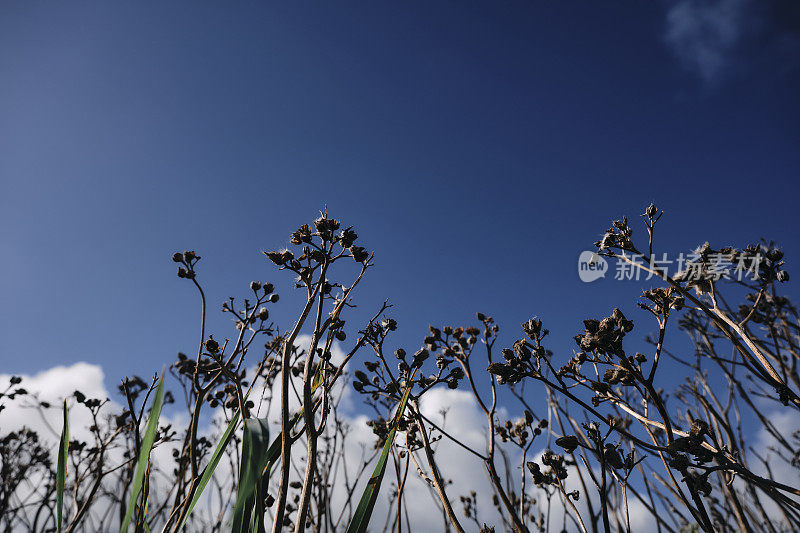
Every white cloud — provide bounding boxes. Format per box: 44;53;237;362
1;362;112;442
664;0;751;82
750;406;800;492
1;364;122;533
0;362;508;531
0;362;673;532
392;388;504;532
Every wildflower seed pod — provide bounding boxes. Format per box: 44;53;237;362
555;435;579;453
204;337;219;353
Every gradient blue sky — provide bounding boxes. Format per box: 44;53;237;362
2;1;799;387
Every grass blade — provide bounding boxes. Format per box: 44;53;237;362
231;417;271;533
180;368;322;532
175;408;243;532
120;376;165;533
56;399;69;533
138;462;151;531
345;374;416;533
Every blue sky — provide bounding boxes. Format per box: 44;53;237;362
1;1;799;388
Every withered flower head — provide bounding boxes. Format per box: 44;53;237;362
603;444;624;469
555;435;579;453
412;348;429;366
314;216;341;241
204;337;219;353
339;227;358;248
265;250;291;266
290;224;313;245
522;317;543;339
512;339;532;361
350;246;369;263
690;419;709;437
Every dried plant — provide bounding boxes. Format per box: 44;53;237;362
1;205;798;532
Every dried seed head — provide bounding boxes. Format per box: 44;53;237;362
555;435;579;453
524;410;534;426
350;246;369;263
339;227;358;248
522;317;543;339
204;337;219;353
690;419;709;437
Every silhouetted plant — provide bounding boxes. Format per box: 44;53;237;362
1;205;798;532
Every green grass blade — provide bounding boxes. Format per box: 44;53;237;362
120;376;165;533
176;408;243;532
231;417;271;533
227;359;326;530
56;399;69;533
345;427;397;533
345;378;416;533
180;366;321;531
138;461;152;529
